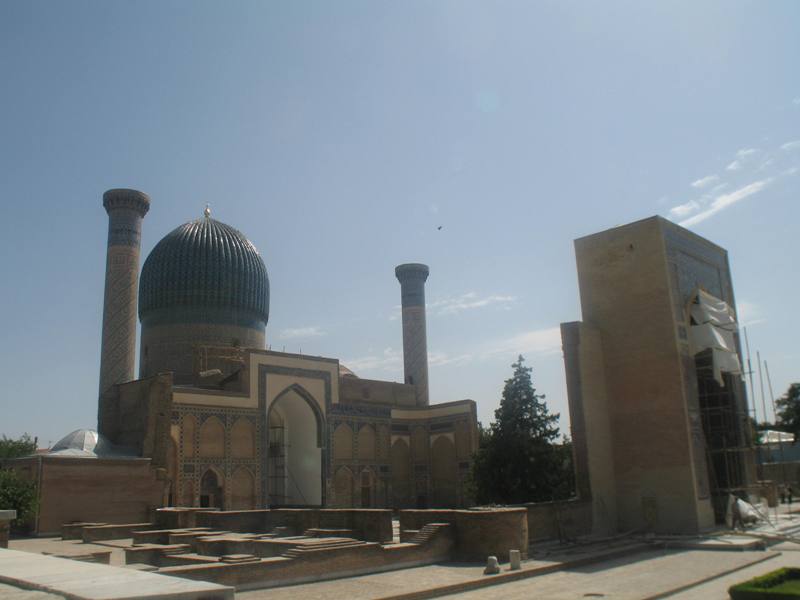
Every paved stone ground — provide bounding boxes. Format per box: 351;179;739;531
235;547;780;600
8;505;800;599
0;548;233;600
438;549;785;600
0;582;63;599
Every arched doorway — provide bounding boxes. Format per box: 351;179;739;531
200;468;224;509
360;468;375;508
333;466;355;507
267;385;324;506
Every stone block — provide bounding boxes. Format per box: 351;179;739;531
484;555;500;575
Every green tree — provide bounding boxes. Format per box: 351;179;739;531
470;356;574;504
0;433;37;459
776;383;800;442
0;469;38;529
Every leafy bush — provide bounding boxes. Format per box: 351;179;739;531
0;469;38;530
729;568;800;599
0;433;37;459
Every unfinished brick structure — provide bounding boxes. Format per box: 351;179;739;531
58;506;527;590
562;216;756;534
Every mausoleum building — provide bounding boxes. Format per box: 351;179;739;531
7;190;478;534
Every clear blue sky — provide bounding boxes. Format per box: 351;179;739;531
1;1;798;447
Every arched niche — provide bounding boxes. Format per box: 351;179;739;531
199;416;225;458
360;468;375;508
377;425;390;460
182;414;196;458
412;427;428;461
333;466;354;507
231;417;255;458
267;384;324;506
358;424;376;460
180;480;194;507
333;423;354;461
391;438;412;508
230;467;256;510
200;467;225;509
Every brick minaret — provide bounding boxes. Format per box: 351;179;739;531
395;263;430;407
98;189;150;397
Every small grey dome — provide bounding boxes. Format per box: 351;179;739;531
339;364;358;378
139;215;269;325
49;429;131;458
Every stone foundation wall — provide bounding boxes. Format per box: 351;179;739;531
26;457;165;535
398;508;527;561
187;508;394;542
518;499;593;541
158;528;454;590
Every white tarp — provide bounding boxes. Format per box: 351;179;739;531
690;290;737;329
761;429;794;444
688;289;742;386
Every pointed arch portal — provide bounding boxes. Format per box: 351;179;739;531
267;384;324;506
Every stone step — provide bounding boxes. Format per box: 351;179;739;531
219;554;261;564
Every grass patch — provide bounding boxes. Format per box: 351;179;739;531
730;568;800;599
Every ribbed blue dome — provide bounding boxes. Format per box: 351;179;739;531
139;216;269;323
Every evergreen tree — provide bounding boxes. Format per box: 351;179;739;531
471;355;574;504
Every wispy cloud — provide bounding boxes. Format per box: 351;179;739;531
736;301;766;327
781;140;800;151
793;97;800;106
679;179;772;227
726;148;759;171
483;326;562;358
429;292;517;316
429;351;473;367
278;326;326;340
669;200;700;219
691;175;719;189
668;141;800;228
346;326;562;378
391;292;518;321
344;347;402;373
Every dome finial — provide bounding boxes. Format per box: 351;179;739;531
204;203;211;218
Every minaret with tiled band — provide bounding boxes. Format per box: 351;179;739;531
98;188;150;397
395;263;430;407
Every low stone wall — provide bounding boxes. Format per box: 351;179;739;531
398;508;528;562
0;510;14;549
188;508;393;543
155;508;219;530
62;522;107;540
81;522;154;542
195;510;267;534
132;527;213;545
159;527;454;590
517;499;592;542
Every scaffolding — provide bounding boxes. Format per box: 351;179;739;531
695;350;755;522
267;425;287;505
